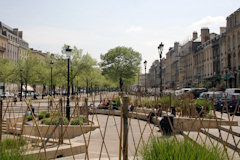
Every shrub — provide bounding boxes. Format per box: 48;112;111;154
1;138;26;149
41;117;69;125
205;113;217;119
27;115;32;121
114;96;131;106
194;99;212;113
71;115;84;125
38;110;50;120
141;136;227;160
0;138;38;160
45;112;51;118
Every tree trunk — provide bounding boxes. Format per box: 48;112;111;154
120;77;123;92
3;82;5;97
71;80;74;95
25;81;27;98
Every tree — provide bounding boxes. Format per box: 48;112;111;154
100;46;141;91
16;51;40;97
0;58;15;94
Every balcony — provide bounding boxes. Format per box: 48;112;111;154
0;46;6;52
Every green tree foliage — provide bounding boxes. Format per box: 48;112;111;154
100;46;141;88
0;58;15;91
16;51;41;92
1;45;137;93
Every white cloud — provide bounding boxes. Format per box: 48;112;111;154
189;16;226;33
126;26;143;33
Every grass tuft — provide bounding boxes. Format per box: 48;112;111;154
141;136;227;160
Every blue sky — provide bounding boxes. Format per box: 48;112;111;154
0;0;239;72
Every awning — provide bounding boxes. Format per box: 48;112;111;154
22;85;34;91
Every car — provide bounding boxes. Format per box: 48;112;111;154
199;91;223;101
190;88;208;98
225;88;240;94
0;92;14;98
181;88;192;93
214;93;240;113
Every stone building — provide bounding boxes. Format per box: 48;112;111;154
225;8;240;88
179;32;201;88
194;28;225;88
0;22;29;63
156;8;240;89
0;27;7;58
148;60;160;88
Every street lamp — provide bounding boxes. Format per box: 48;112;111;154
158;42;164;95
20;69;23;101
224;68;228;89
64;46;72;120
144;60;147;93
50;60;53;96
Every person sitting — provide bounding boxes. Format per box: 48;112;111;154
112;100;119;110
102;99;107;106
156;104;162;117
128;103;134;112
171;106;176;117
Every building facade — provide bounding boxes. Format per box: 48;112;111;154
225;8;240;88
0;27;7;58
0;22;29;63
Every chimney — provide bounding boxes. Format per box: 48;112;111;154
174;42;179;52
18;31;23;38
201;27;209;43
220;27;226;34
13;28;18;36
192;31;198;40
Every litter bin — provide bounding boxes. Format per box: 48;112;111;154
160;114;174;135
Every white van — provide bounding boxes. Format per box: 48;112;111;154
225;88;240;94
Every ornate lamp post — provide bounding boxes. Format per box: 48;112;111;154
224;67;228;89
20;69;23;101
64;46;72;120
50;60;53;96
144;60;147;93
158;42;164;95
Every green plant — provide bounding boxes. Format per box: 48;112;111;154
27;115;32;121
41;117;69;125
1;138;26;149
0;138;38;160
194;99;212;113
71;115;84;125
45;112;50;118
205;113;217;119
38;110;50;120
141;136;227;160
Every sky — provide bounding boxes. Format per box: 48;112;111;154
0;0;239;72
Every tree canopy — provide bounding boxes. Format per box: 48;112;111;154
100;46;141;88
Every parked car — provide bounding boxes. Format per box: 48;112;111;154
181;88;192;93
0;92;14;98
225;88;240;94
190;88;208;98
199;91;223;101
214;93;240;113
